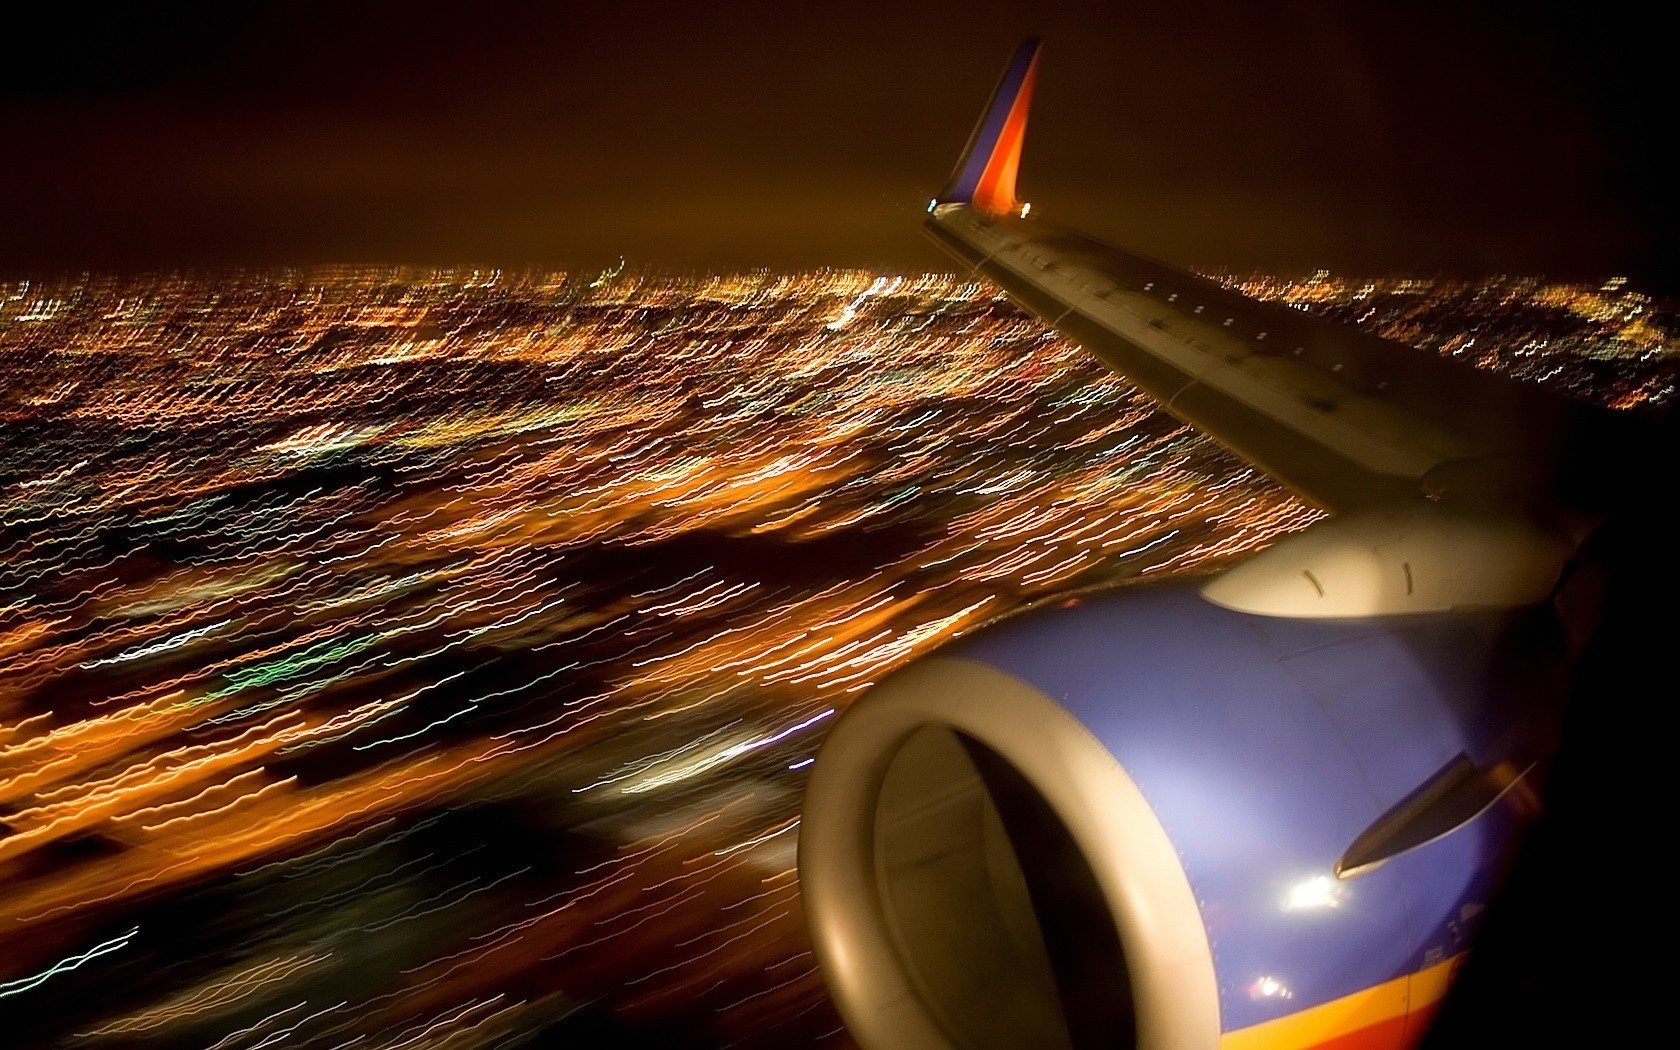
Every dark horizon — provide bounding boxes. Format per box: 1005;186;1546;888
2;1;1671;290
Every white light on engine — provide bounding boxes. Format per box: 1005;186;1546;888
1283;874;1342;911
1249;975;1294;1001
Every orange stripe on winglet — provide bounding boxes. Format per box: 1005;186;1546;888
971;55;1039;215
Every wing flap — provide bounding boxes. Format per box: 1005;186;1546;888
928;200;1622;512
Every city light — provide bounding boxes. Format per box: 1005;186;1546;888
1;265;1672;1044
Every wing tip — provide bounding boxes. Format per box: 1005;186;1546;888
936;37;1042;217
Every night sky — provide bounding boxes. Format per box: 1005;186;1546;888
2;1;1670;286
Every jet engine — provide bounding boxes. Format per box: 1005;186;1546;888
798;579;1563;1049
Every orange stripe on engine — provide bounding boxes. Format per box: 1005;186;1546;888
1308;1014;1411;1050
1220;955;1463;1050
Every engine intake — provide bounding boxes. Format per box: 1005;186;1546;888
800;656;1220;1049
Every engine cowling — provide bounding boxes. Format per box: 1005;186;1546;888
798;580;1562;1049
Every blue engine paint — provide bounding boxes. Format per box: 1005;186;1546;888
946;579;1557;1032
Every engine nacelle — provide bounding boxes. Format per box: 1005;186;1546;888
799;581;1562;1049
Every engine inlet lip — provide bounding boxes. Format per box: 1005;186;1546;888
798;655;1221;1050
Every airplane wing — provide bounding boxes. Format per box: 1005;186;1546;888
799;39;1652;1050
926;38;1631;516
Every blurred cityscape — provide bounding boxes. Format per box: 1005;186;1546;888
2;266;1674;1048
